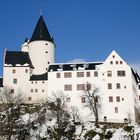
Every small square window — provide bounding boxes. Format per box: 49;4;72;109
120;61;123;64
42;81;45;84
64;85;72;91
109;96;113;102
77;84;85;90
56;73;61;78
115;107;118;113
86;72;90;77
12;69;16;73
25;69;28;73
107;71;112;77
108;83;112;89
116;96;120;102
65;72;72;78
35;89;38;92
13;79;17;84
42;89;45;92
94;71;98;77
35;81;37;84
116;61;118;64
112;55;115;58
77;72;84;78
116;83;121;89
30;89;33;93
28;97;32;101
110;61;113;65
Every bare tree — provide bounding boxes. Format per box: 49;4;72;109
46;93;76;140
84;83;101;127
0;87;24;140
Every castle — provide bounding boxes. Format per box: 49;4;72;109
0;16;140;123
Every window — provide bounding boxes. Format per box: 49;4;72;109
64;72;72;78
30;89;33;93
64;84;72;91
66;97;70;102
42;89;45;92
86;83;91;90
86;72;90;77
120;61;123;64
115;107;118;113
12;69;16;73
48;62;50;64
116;61;118;64
109;96;113;102
117;71;126;77
77;84;85;90
116;96;120;102
108;83;112;89
110;61;113;65
28;97;32;101
42;81;45;84
81;97;86;103
107;71;112;77
11;89;14;93
56;73;61;78
77;72;84;78
35;89;38;92
31;81;33;84
112;55;115;58
94;71;98;77
25;69;28;73
116;83;121;89
13;79;17;84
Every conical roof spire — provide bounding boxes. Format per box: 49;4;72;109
30;16;53;42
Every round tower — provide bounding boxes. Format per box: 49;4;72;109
28;16;55;75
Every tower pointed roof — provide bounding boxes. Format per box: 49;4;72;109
30;16;53;42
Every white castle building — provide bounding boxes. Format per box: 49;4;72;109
0;16;140;123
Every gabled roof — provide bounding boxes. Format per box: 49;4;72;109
30;72;48;81
30;16;53;42
48;62;103;72
0;78;3;87
5;51;34;68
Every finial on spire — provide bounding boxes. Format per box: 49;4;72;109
40;1;43;16
40;9;42;16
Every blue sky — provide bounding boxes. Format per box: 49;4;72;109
0;0;140;75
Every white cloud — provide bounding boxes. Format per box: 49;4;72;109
67;58;86;63
130;63;140;75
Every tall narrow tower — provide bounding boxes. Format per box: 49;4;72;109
28;16;55;75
